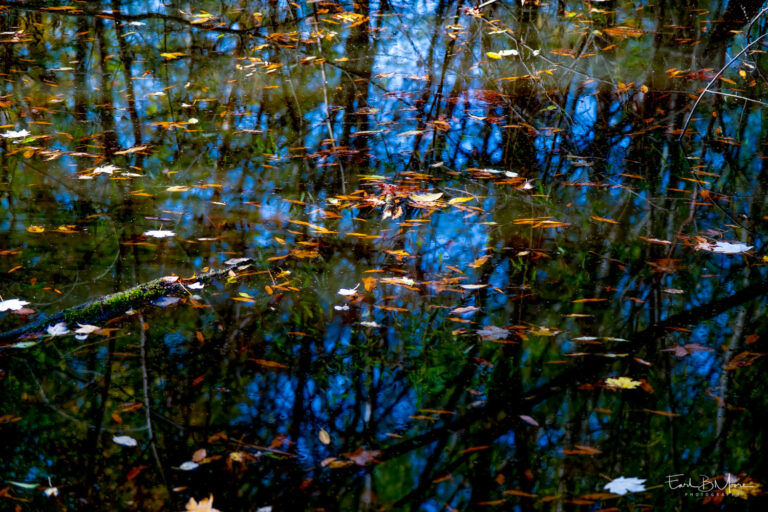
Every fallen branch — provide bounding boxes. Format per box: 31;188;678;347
0;258;255;345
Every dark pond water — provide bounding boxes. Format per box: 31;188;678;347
1;1;768;510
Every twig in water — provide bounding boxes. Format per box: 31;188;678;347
679;33;768;140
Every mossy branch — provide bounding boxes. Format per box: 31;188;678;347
0;258;254;345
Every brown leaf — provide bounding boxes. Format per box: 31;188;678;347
192;449;207;463
126;465;148;481
249;358;289;370
725;351;765;371
343;446;381;466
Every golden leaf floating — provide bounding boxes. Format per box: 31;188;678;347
605;377;641;390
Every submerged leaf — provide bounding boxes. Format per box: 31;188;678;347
47;322;69;336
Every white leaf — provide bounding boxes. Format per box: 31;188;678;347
9;341;38;349
338;284;360;296
0;298;29;312
697;240;753;255
113;435;138;447
92;164;121;175
459;284;488;290
1;129;30;139
604;476;646;495
75;324;101;334
179;461;199;471
143;229;176;238
334;304;350;311
477;325;509;340
498;49;519;56
47;322;70;336
188;282;204;290
360;321;382;328
43;487;59;497
224;257;251;266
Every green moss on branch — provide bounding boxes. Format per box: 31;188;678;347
0;258;254;345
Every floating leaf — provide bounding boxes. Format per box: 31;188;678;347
477;325;509;341
410;192;443;203
450;306;479;315
0;298;29;312
144;229;176;238
459;284;488;290
92;164;120;175
184;494;220;512
603;476;646;495
250;359;289;370
486;51;502;59
605;376;641;389
151;296;181;307
1;129;30;139
343;446;381;466
319;428;331;445
160;52;186;60
8;341;38;349
8;481;38;490
113;435;138;447
725;351;765;371
27;225;45;233
179;461;200;471
696;240;753;255
338;284;360;296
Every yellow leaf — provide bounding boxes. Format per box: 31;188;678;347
27;225;45;233
590;215;618;224
166;185;191;192
469;255;490;268
605;376;642;389
410;192;443;203
448;196;474;204
486;52;502;59
362;277;377;292
385;249;410;261
160;52;186;60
